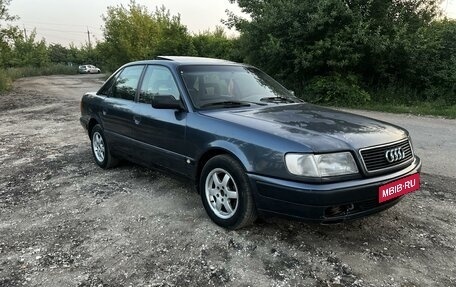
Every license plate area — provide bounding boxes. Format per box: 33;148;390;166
378;173;420;203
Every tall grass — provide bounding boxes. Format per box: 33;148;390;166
6;64;77;78
0;69;13;92
351;101;456;119
0;64;77;92
321;85;456;119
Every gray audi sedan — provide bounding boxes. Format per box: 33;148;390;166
80;56;421;229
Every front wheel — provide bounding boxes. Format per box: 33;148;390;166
90;124;118;169
200;155;257;229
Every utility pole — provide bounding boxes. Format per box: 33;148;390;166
87;28;91;48
23;26;27;40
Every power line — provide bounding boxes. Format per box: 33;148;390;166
23;26;88;34
22;27;101;46
33;32;83;43
22;26;102;39
19;20;100;30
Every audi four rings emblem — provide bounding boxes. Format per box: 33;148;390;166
385;147;405;163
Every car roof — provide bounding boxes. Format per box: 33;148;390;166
156;56;236;64
126;56;240;67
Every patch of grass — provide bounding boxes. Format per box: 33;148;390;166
351;86;456;118
0;64;77;92
312;85;456;119
349;101;456;119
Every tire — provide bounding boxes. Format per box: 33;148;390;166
200;155;257;229
90;124;118;169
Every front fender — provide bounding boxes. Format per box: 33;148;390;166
205;140;253;172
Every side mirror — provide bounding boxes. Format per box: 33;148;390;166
151;95;184;110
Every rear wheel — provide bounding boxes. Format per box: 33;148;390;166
90;124;118;169
200;155;257;229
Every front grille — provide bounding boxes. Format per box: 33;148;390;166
360;140;413;172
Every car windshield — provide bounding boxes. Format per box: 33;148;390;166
180;65;301;109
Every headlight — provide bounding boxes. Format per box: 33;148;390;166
285;152;359;177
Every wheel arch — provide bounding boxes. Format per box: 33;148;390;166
194;142;252;193
88;118;100;138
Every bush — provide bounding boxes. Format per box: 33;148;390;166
302;74;370;106
407;20;456;104
0;69;13;92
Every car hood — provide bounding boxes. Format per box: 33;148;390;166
200;104;408;152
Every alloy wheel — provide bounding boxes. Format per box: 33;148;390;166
205;168;239;219
92;131;105;163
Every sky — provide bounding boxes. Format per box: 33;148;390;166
7;0;456;47
7;0;243;46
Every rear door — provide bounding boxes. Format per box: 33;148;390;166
132;65;189;175
100;65;145;158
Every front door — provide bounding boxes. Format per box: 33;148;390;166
133;65;189;175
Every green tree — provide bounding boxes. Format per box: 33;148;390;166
66;43;103;67
9;30;49;67
192;26;235;60
226;0;441;105
48;44;70;64
407;20;456;103
0;0;20;67
101;1;194;71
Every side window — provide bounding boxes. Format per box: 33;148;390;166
111;65;144;101
139;66;180;104
98;74;117;96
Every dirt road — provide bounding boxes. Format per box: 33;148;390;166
1;75;455;287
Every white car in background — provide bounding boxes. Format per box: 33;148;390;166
78;65;101;74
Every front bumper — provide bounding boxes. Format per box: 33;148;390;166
248;156;421;223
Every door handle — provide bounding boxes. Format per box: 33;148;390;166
102;109;107;116
133;115;141;125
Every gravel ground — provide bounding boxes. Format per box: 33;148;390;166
0;75;455;287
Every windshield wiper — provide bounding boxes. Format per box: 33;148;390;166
260;96;296;103
200;101;251;108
